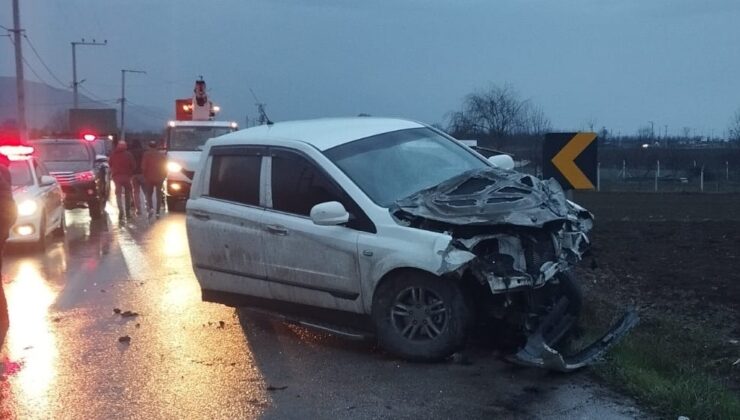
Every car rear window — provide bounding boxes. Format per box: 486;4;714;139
34;143;90;162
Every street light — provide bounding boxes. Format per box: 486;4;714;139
120;69;146;142
71;39;107;109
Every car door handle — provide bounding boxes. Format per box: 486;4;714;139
192;212;210;221
265;224;288;235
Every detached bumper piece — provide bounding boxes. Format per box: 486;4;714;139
510;298;639;372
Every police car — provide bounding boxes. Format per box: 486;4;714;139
1;145;65;248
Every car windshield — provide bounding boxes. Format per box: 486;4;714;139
8;161;33;187
34;143;90;162
167;126;233;151
325;128;489;207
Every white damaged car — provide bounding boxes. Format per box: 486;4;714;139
186;117;637;370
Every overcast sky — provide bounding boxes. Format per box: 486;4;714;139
2;0;739;136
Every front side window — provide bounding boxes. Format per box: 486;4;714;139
33;161;44;180
208;154;261;206
325;128;488;207
271;151;344;217
8;162;33;187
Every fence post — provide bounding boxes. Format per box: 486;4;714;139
622;160;626;180
700;166;704;192
655;160;660;192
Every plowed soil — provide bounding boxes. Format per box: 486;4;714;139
572;192;740;387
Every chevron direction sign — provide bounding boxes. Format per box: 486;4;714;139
543;132;598;190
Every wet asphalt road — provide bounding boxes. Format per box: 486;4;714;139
0;206;645;419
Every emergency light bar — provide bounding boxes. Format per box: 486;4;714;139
0;145;34;161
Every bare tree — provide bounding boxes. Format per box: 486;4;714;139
729;108;740;142
637;125;653;140
584;117;597;132
448;84;537;139
523;105;551;135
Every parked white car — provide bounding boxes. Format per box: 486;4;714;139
186;117;636;369
6;153;65;247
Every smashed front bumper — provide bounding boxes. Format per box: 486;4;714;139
510;297;639;372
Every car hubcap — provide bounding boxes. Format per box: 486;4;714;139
391;287;448;341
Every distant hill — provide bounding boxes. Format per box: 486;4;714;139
0;76;168;132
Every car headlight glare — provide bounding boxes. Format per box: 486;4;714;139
167;161;182;173
17;199;38;216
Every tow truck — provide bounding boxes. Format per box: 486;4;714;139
165;79;238;210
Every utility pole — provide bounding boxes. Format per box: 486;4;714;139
71;39;107;109
119;69;146;142
11;0;27;142
648;121;655;139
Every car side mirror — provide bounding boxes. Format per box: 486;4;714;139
488;154;515;170
310;201;349;226
95;154;108;163
40;175;57;186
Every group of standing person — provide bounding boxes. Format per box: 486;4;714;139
1;136;169;349
108;139;168;221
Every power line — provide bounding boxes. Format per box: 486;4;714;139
126;99;171;120
78;84;115;106
0;99;118;109
3;35;49;86
23;34;68;88
0;24;10;31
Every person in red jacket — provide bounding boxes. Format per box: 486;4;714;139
141;140;168;217
109;140;136;221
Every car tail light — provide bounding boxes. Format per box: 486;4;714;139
75;171;95;182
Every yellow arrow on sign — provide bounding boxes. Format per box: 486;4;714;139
551;132;597;189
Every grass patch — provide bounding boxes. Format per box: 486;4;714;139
578;304;740;419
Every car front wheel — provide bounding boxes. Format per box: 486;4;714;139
34;212;47;251
372;271;472;362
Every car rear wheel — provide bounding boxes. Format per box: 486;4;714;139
372;271;472;362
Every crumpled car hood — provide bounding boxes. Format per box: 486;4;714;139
391;167;576;228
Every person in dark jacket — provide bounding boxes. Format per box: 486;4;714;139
1;150;17;348
141;140;168;217
109;141;136;221
129;139;145;216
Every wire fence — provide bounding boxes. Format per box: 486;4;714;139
518;161;740;193
597;161;740;193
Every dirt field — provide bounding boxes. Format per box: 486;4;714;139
572;192;740;392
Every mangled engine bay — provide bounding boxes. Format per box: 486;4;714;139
391;168;638;371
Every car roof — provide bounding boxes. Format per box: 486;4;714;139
31;138;89;145
169;120;236;127
211;117;425;151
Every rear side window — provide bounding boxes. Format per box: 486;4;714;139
208;154;261;206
